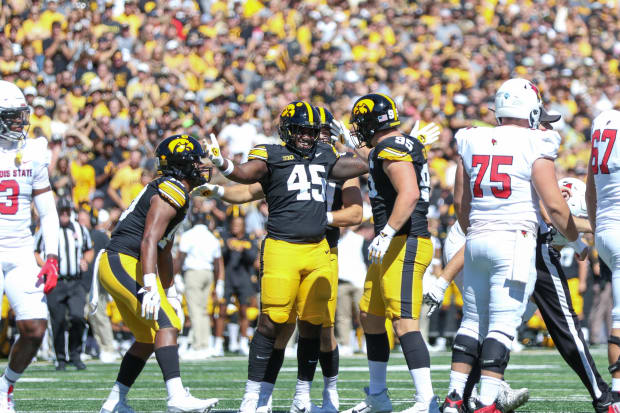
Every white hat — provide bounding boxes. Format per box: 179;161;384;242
183;91;196;101
137;63;150;73
32;96;46;107
23;86;37;96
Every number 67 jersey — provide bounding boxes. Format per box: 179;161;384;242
0;137;51;252
456;125;561;234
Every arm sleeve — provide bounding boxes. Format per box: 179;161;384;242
33;190;59;257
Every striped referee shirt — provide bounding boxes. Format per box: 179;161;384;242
35;221;93;279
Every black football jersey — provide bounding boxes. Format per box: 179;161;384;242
248;142;340;243
107;176;190;259
368;135;430;238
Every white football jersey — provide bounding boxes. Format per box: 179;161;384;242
456;125;561;236
0;138;50;251
590;110;620;233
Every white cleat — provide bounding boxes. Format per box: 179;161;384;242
239;337;250;356
99;399;135;413
342;387;392;413
289;399;321;413
496;381;529;413
398;396;440;413
238;394;259;413
0;388;16;413
167;388;218;412
99;350;119;364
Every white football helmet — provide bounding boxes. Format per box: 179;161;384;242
494;78;543;129
558;177;587;218
0;80;30;143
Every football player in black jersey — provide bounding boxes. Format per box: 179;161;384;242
197;106;363;413
96;135;218;413
338;94;440;413
202;101;367;413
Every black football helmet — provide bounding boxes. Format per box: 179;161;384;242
155;134;211;187
316;106;335;144
278;101;320;156
349;93;401;148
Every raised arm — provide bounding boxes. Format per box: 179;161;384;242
203;134;268;184
328;154;369;181
193;182;265;204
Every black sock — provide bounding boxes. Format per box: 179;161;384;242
263;348;285;384
297;336;321;381
399;331;430;370
248;331;276;382
117;352;147;387
154;345;180;382
365;333;390;362
463;361;482;404
319;346;339;378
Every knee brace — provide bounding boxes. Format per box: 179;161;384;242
480;332;512;375
608;336;620;374
452;334;481;366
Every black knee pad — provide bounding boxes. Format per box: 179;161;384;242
608;336;620;374
452;334;481;366
480;338;510;375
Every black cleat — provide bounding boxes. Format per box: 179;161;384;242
55;361;66;371
71;359;87;370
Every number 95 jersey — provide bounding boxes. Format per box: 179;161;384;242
0;137;50;252
368;135;430;238
248;142;339;243
456;126;561;233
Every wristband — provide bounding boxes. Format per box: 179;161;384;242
219;159;235;176
143;273;157;289
326;212;334;225
380;224;397;238
437;276;451;290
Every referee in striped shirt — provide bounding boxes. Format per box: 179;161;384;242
35;198;93;370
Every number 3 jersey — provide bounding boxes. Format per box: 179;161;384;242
107;176;189;259
456;125;561;234
248;142;339;243
369;135;430;238
0;137;50;252
590;110;620;233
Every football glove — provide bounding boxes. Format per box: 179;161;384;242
423;275;451;317
138;273;161;320
329;119;355;149
38;256;59;294
166;284;185;328
368;225;396;264
410;121;440;146
203;133;225;168
192;183;224;199
214;279;225;300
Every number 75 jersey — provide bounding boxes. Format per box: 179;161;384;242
456;125;561;233
248;142;340;243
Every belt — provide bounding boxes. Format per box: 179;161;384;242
59;274;82;281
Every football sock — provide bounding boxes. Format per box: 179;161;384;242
228;323;240;348
0;367;20;393
258;382;274;408
248;331;276;382
264;348;285;384
116;352;147;388
295;337;321;402
155;345;183;398
319;347;339;379
400;331;434;403
102;382;130;411
612;378;620;392
463;362;481;403
366;333;389;395
448;371;469;397
479;375;503;406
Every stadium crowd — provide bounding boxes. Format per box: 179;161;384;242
0;0;619;361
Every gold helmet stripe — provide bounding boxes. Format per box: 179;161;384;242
318;107;326;124
377;93;399;121
303;101;314;124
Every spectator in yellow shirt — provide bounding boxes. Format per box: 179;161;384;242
29;97;52;138
71;146;96;206
107;150;143;209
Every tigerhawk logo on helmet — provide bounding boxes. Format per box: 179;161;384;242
349;93;401;148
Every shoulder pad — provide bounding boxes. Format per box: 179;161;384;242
248;145;269;161
157;177;188;209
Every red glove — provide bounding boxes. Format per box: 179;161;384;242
38;257;59;294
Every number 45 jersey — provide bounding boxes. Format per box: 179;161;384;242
0;137;50;252
456;125;561;234
369;135;431;238
248;142;339;243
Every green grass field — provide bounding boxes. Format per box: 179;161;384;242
8;347;608;412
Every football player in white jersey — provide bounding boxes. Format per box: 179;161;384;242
447;78;578;413
586;109;620;402
0;80;60;412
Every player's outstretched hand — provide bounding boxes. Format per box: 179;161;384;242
138;273;161;320
38;256;59;294
410;120;440;146
192;183;224;199
330;120;355;149
203;133;225;168
423;275;450;317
